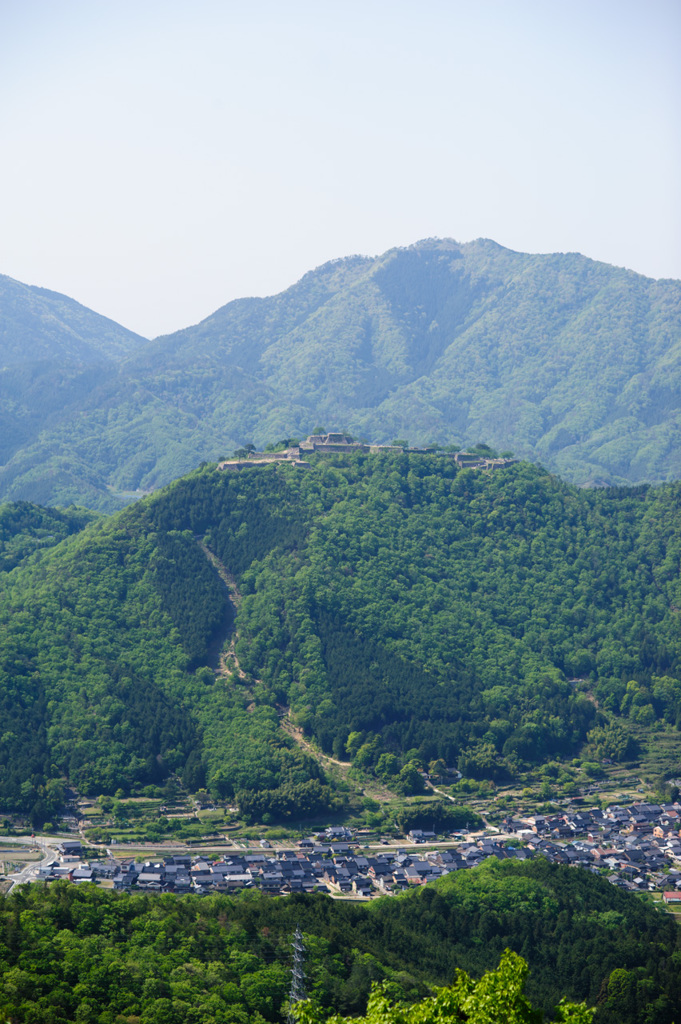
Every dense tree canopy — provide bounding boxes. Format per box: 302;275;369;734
0;861;678;1023
297;950;593;1024
1;453;681;819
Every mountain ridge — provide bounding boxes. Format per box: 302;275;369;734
2;238;681;508
0;272;147;366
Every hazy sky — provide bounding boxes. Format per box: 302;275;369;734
1;0;679;338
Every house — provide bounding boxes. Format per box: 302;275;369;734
408;829;436;843
92;862;117;879
525;816;547;833
508;847;534;861
57;840;82;857
219;874;253;890
113;862;138;889
325;826;354;841
136;871;165;889
352;878;373;897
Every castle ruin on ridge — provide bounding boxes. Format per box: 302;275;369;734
217;433;516;472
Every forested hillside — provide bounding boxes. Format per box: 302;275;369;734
1;860;679;1023
1;454;681;823
2;239;681;507
0;501;95;573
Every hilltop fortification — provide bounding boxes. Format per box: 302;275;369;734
218;433;516;471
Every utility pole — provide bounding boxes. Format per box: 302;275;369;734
287;925;306;1024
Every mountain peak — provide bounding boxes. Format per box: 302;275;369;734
1;242;681;508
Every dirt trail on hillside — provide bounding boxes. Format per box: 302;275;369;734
196;541;393;800
280;714;352;772
198;541;242;608
196;541;248;681
281;714;399;802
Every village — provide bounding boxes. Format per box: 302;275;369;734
6;798;681;912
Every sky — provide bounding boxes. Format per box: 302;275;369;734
0;0;679;339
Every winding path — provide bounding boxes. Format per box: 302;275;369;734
280;714;352;772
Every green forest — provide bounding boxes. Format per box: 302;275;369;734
0;502;96;573
298;949;594;1024
1;860;679;1023
1;453;681;823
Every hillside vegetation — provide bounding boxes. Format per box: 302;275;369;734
1;455;680;823
0;501;96;573
1;860;679;1023
1;239;681;507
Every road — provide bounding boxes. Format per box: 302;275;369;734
0;835;61;893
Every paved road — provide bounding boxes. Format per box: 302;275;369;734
0;835;61;892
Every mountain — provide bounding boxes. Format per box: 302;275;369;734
1;240;681;508
1;454;680;823
0;274;147;505
2;456;681;1023
0;273;147;367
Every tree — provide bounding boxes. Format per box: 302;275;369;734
376;753;399;779
396;762;425;795
586;722;637;762
428;758;448;782
346;732;364;758
470;443;498;457
296;950;593;1024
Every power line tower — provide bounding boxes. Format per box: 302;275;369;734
287;925;306;1024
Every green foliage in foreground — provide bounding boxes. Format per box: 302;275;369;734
0;861;679;1024
297;949;592;1024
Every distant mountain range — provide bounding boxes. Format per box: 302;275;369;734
1;238;680;508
